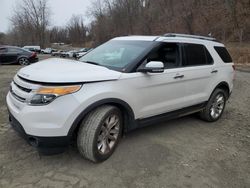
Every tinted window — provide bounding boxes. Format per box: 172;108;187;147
147;43;180;69
214;46;232;63
183;44;212;66
0;48;7;53
8;48;24;53
205;48;213;64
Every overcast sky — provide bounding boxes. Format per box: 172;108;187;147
0;0;92;33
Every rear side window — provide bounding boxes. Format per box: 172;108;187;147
214;46;232;63
8;48;24;53
0;48;7;53
182;44;213;66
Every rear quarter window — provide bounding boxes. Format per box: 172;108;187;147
214;46;232;63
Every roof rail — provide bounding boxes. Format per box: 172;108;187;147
164;33;217;41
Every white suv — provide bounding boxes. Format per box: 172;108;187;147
7;34;235;162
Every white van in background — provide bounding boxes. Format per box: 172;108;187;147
23;46;41;53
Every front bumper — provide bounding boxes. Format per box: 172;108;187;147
6;91;80;137
9;111;70;154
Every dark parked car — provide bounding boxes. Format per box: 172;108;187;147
0;46;38;65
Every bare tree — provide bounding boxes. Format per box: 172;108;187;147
0;32;6;44
67;15;87;46
4;0;250;46
49;26;69;44
10;0;50;47
225;0;250;43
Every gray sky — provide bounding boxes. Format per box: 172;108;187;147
0;0;92;33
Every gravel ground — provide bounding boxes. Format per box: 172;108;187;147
0;64;249;188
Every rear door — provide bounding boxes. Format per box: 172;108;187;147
179;43;215;106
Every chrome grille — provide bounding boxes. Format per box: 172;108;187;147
9;74;41;103
13;81;32;93
10;86;26;102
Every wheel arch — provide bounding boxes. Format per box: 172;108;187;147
212;81;230;99
17;55;28;60
67;98;137;138
17;55;29;63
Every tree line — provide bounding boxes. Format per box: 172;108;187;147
0;0;89;47
0;0;249;48
89;0;250;45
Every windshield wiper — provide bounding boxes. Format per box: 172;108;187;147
83;61;100;66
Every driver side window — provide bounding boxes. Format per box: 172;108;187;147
147;43;180;69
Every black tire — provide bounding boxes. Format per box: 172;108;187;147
77;105;123;163
199;88;228;122
18;57;29;65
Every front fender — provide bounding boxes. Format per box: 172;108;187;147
67;98;136;137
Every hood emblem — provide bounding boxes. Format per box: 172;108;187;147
19;73;30;78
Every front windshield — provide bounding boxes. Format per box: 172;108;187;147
79;40;155;71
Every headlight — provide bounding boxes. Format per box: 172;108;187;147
29;85;81;105
29;94;57;105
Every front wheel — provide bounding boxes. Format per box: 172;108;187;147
199;88;227;122
77;105;122;163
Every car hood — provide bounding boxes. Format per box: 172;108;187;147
17;58;121;83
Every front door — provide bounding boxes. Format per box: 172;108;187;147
120;43;188;119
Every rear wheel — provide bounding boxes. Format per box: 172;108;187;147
18;57;29;65
77;105;122;163
199;88;227;122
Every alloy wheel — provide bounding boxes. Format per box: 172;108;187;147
97;114;120;155
210;93;225;119
19;58;29;65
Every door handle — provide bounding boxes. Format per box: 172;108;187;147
211;69;218;74
174;74;184;79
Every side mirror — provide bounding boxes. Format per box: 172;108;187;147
137;61;164;73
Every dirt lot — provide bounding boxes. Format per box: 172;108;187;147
0;64;249;188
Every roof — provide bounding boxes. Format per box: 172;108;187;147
112;36;159;41
111;34;223;46
164;33;217;41
0;45;20;49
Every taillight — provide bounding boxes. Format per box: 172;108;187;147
31;52;37;58
232;65;235;71
232;64;236;80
